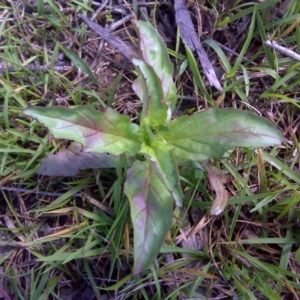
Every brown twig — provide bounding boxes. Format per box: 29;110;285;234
78;14;137;60
0;63;72;75
174;0;223;92
265;40;300;61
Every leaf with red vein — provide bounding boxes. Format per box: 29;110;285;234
23;106;141;155
162;108;284;161
124;160;173;275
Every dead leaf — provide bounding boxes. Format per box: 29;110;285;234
204;162;228;216
38;142;120;176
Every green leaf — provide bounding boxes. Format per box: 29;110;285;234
60;45;100;87
135;20;177;114
23;106;141;156
141;137;182;207
162;108;284;161
132;59;168;126
37;0;45;15
124;160;173;275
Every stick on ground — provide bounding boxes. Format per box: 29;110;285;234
265;40;300;61
174;0;223;92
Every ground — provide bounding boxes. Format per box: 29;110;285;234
0;0;299;299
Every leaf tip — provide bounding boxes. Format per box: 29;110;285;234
23;105;32;115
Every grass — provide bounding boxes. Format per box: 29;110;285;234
0;0;299;299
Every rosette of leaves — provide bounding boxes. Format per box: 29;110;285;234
23;21;284;275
